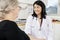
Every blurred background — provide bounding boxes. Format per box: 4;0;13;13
15;0;60;40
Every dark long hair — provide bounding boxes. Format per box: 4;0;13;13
32;1;47;28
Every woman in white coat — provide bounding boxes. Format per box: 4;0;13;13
24;1;54;40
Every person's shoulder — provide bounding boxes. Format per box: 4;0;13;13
0;20;18;30
27;15;33;20
46;16;52;20
0;20;16;26
1;20;17;27
1;20;16;24
3;20;19;29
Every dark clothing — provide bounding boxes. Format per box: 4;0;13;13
0;20;30;40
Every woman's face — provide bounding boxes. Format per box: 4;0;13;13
33;4;42;15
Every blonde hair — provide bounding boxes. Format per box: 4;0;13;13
0;0;18;19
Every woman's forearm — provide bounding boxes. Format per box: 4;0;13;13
28;34;46;40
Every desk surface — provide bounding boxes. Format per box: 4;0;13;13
17;21;60;27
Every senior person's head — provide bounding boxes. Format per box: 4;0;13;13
0;0;20;21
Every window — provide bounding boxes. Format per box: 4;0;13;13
46;0;58;15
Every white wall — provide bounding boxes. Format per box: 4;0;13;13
53;23;60;40
18;0;36;4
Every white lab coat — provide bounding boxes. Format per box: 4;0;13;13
24;15;54;40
